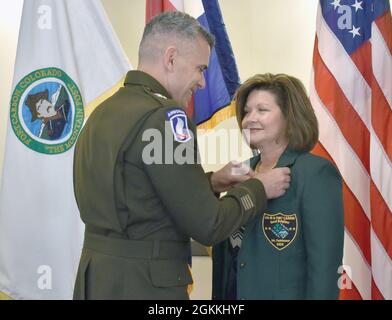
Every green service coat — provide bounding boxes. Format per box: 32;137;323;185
212;148;344;300
73;70;267;300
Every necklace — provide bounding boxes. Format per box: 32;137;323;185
255;159;278;173
255;160;262;173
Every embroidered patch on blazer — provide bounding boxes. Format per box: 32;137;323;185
166;108;191;143
262;213;298;251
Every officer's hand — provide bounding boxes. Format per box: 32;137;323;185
254;167;291;199
210;161;254;193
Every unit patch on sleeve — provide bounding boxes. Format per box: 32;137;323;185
262;213;298;250
166;108;191;143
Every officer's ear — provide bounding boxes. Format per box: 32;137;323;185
163;46;178;72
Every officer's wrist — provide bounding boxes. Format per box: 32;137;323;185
206;172;221;197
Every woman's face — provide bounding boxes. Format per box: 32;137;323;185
241;89;287;149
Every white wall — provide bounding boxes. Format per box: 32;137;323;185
0;0;320;299
101;0;145;70
100;0;318;89
220;0;318;83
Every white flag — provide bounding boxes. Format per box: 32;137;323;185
0;0;130;299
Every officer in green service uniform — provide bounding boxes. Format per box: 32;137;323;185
212;74;344;300
73;13;291;300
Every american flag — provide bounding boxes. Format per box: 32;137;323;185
310;0;391;299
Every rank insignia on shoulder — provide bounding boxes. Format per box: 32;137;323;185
262;213;298;251
166;108;191;143
153;92;168;99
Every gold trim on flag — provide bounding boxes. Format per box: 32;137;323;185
0;291;12;300
84;76;126;119
196;100;237;130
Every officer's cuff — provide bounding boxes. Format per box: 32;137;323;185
205;171;220;198
226;178;267;215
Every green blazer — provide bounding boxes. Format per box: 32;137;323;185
73;71;267;299
212;148;344;300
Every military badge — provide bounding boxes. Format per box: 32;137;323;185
262;213;298;250
10;67;84;154
166;108;191;143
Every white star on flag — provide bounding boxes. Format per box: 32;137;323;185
331;0;342;10
351;0;363;12
349;25;361;38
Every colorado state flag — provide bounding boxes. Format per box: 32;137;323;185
0;0;130;299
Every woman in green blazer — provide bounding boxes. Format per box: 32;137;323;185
212;73;344;300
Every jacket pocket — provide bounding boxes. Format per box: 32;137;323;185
149;260;193;288
279;249;306;289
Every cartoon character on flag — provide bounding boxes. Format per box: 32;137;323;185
25;84;70;140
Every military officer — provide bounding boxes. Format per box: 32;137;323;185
212;73;344;300
73;12;291;300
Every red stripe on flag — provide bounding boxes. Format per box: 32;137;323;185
350;42;372;87
311;142;335;165
313;40;371;173
187;97;195;119
370;182;392;260
311;143;371;265
146;0;176;23
375;11;392;54
371;76;392;160
339;272;363;300
343;185;371;264
371;278;385;300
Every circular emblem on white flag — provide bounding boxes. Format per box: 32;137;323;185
10;67;84;154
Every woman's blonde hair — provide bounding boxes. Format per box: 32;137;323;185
235;73;318;152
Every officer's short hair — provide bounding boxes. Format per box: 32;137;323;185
235;73;319;152
139;11;215;61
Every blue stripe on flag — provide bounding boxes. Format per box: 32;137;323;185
202;0;240;98
374;0;390;19
193;0;240;125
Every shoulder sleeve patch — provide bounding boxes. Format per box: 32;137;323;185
166;108;191;143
